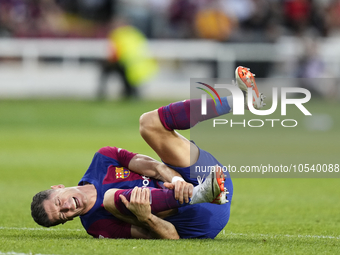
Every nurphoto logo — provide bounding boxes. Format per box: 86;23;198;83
196;82;312;128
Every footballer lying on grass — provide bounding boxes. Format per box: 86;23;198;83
31;67;264;239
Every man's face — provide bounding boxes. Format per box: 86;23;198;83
43;185;89;225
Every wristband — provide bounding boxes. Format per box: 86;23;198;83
171;176;185;183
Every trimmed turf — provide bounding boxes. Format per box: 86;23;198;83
0;99;339;255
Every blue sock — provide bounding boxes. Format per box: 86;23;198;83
215;96;233;115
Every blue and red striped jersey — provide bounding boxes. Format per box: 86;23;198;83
79;146;160;239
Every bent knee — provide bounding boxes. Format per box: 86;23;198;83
139;110;163;137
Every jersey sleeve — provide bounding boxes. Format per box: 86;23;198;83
87;218;132;239
98;146;137;168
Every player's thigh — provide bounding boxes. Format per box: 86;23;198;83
139;110;198;168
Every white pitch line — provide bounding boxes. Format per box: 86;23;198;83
0;226;83;232
0;252;55;255
226;232;340;240
1;227;339;240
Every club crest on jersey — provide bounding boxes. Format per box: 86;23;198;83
115;167;130;179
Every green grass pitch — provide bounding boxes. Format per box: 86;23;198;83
0;99;339;255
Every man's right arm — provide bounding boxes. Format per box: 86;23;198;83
130;214;179;239
122;187;179;239
104;187;179;239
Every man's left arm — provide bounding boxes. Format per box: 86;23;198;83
128;154;193;204
100;146;182;183
99;146;176;182
128;154;175;182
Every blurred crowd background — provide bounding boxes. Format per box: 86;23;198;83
0;0;339;100
0;0;339;40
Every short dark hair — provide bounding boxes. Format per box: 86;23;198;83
31;190;62;227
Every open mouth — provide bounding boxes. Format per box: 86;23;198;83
73;197;79;209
